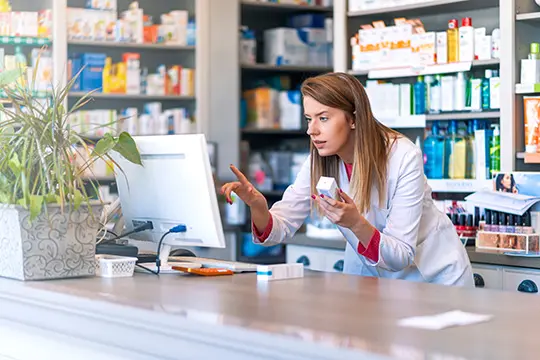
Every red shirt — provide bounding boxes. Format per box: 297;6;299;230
253;163;380;263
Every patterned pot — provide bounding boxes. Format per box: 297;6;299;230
0;203;102;281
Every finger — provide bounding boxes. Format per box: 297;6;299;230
230;165;250;186
223;182;240;203
338;189;355;204
319;194;340;207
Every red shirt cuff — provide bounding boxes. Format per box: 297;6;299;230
253;216;273;242
357;229;380;263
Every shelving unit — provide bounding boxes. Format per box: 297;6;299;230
509;0;540;171
68;92;196;101
68;40;195;51
334;0;503;198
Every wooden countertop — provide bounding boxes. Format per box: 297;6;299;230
3;271;540;359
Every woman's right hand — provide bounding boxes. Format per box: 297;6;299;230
220;165;268;211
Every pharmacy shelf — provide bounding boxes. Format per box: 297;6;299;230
515;83;540;94
68;92;195;101
241;0;332;12
426;111;501;121
427;179;493;193
516;12;540;21
377;112;500;128
0;36;51;46
241;63;333;73
350;59;500;80
68;40;195;51
348;0;498;17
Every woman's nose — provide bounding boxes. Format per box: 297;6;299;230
307;122;319;136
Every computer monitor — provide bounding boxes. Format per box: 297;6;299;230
110;134;226;272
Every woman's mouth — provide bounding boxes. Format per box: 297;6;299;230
313;140;326;149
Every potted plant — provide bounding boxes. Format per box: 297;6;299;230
0;61;142;281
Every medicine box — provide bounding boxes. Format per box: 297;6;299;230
243;87;280;129
279;90;302;130
477;231;540;254
316;176;338;199
71;53;107;92
264;28;310;66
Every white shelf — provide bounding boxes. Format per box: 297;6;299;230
350;60;499;80
377;112;500;128
68;92;195;101
348;0;498;17
516;12;540;21
68;40;195;51
241;0;332;12
426;111;501;121
427;179;493;193
241;63;332;72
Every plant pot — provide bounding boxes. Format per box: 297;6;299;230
0;203;103;281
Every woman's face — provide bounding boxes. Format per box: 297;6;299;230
304;96;355;159
502;174;512;189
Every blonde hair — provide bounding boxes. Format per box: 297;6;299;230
301;72;399;214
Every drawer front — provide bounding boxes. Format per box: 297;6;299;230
471;264;503;290
286;245;325;271
503;268;540;294
321;249;346;273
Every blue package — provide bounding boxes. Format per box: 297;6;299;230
288;14;326;29
75;53;106;92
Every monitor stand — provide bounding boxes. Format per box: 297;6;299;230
137;244;201;274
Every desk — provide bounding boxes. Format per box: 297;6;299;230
1;272;540;360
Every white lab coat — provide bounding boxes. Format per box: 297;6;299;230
254;137;474;287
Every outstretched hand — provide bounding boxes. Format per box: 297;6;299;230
220;165;268;211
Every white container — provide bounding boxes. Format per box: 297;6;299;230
96;254;137;278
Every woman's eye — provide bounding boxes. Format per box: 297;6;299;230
320;117;328;122
305;117;312;122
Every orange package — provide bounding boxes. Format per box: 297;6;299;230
523;96;540;153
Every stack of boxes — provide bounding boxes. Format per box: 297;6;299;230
351;17;500;72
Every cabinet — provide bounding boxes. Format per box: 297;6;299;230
286;245;345;273
472;263;540;294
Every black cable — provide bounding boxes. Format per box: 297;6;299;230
155;231;172;275
109;222;153;242
136;263;159;275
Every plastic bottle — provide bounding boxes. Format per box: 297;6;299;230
413;76;426;115
429;75;442;114
446;120;466;179
490;124;500;178
14;46;27;69
447;19;460;63
423;123;445;179
466;120;479;179
454;72;467;111
482;69;492;110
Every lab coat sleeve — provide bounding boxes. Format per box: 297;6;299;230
252;157;312;246
364;147;424;271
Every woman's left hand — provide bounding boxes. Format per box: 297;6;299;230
313;190;363;230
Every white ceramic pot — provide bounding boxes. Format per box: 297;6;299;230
0;203;102;281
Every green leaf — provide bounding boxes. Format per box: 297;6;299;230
92;133;115;157
8;153;22;175
45;193;57;204
0;68;25;87
17;198;26;208
29;195;44;220
73;189;83;210
112;132;142;165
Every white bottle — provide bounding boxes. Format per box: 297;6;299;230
441;75;455;112
459;18;475;62
454;72;467;111
491;28;501;59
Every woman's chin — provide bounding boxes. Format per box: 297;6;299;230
315;148;335;157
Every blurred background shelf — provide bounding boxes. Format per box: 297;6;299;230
241;0;332;13
68;92;196;101
68;40;195;51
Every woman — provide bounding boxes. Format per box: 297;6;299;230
222;73;474;287
495;173;518;194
